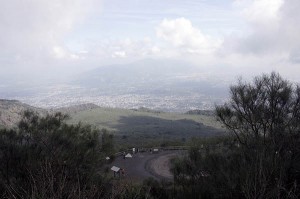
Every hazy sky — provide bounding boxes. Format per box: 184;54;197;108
1;0;300;83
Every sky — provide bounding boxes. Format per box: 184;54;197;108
1;0;300;84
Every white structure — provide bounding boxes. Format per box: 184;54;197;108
111;166;120;172
111;166;121;178
125;153;133;158
153;148;159;153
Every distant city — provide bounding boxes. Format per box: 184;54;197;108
1;60;231;112
10;84;227;112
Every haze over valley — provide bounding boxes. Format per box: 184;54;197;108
2;0;300;112
1;59;229;112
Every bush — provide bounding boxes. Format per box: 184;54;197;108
0;111;107;198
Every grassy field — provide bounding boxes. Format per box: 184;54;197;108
68;107;223;130
0;99;226;148
67;107;225;148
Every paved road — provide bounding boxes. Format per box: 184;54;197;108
108;150;186;182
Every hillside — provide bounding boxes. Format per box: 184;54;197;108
68;106;223;131
0;99;225;146
0;100;101;128
55;103;100;115
0;99;46;128
67;106;225;146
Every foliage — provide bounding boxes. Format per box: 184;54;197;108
3;72;299;198
172;73;300;198
101;128;115;155
216;72;300;198
0;111;107;198
171;137;243;199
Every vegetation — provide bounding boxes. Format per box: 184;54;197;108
172;72;300;198
1;72;299;198
0;110;177;198
0;111;114;198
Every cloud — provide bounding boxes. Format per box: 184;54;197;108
89;38;161;61
112;51;127;58
207;0;300;82
52;46;83;60
226;0;300;57
156;18;222;54
236;0;283;27
53;46;67;59
219;0;300;68
0;0;98;71
2;0;300;87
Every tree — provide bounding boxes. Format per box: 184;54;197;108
101;128;115;155
0;111;107;198
216;72;300;198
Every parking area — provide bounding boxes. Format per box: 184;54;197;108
108;150;186;182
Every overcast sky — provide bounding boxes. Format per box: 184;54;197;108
1;0;300;84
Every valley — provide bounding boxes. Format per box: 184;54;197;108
0;99;225;148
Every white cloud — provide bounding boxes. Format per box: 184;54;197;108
208;0;300;82
112;51;127;58
53;46;67;59
52;46;84;60
88;37;162;61
223;0;300;57
235;0;283;27
2;0;300;87
156;18;222;54
0;0;99;70
151;46;161;54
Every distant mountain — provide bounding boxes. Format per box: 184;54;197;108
72;59;228;97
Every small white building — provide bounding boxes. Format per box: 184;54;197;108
125;153;133;158
153;148;159;153
111;166;121;177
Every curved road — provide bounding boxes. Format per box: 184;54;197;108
108;150;186;182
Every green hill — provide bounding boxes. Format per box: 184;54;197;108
0;99;225;147
67;106;225;147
